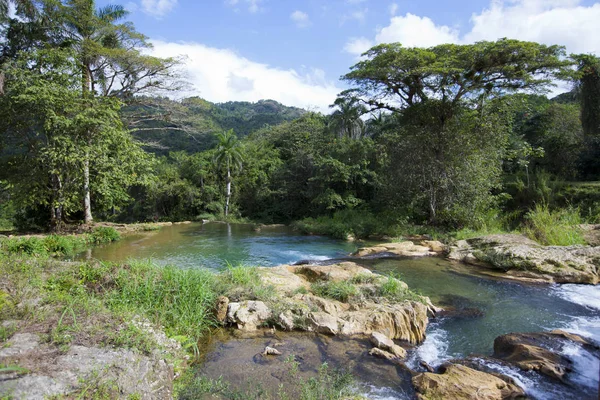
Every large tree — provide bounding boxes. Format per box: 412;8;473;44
341;39;571;225
45;0;179;224
0;49;152;230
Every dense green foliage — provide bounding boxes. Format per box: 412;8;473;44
1;1;599;241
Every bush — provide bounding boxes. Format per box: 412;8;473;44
1;237;47;256
89;227;121;244
43;235;87;256
522;204;585;246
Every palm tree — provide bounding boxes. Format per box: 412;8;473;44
329;97;367;139
214;130;243;217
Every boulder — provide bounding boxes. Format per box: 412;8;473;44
412;363;526;400
308;312;341;335
447;234;600;284
370;332;407;358
339;300;429;344
421;240;445;253
227;301;271;331
0;335;174;399
492;331;597;382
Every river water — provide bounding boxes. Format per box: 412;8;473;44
83;222;600;399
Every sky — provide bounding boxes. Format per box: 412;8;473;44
97;0;600;112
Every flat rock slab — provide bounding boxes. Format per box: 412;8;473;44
447;234;600;284
0;334;174;399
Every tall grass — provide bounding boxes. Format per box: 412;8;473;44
105;260;218;342
522;204;585;246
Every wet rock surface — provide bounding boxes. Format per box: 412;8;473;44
447;234;600;284
493;330;600;383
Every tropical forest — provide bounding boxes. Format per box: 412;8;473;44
0;1;599;399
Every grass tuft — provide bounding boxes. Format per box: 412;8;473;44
522;204;585;246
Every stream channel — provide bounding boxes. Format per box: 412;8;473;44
82;222;600;399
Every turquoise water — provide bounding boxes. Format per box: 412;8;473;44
82;222;358;270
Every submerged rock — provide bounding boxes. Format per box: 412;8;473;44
412;363;526;400
447;234;600;284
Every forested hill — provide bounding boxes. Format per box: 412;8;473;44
125;97;306;155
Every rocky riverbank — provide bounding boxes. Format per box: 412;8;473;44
353;234;600;285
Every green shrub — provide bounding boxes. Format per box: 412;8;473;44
2;237;47;256
43;235;87;256
89;227;121;244
311;280;358;303
377;273;423;303
522;204;585;246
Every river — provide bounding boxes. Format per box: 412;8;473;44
81;222;600;399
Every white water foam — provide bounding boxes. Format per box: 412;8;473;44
559;315;600;344
359;385;409;400
561;342;600;389
282;250;331;263
472;358;563;400
407;327;451;369
551;284;600;311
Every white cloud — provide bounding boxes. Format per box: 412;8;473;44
345;0;600;56
140;0;177;17
389;3;398;16
375;13;459;48
465;0;600;54
290;10;310;28
225;0;264;13
148;40;341;112
344;37;374;55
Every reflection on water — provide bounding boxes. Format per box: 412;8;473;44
79;222;358;270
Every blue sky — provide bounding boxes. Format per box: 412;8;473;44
98;0;600;111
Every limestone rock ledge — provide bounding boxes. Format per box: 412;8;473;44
447;234;600;284
353;241;444;258
224;262;435;345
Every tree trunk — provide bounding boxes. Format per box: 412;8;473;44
83;148;93;224
82;62;93;224
225;165;231;217
50;175;63;232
